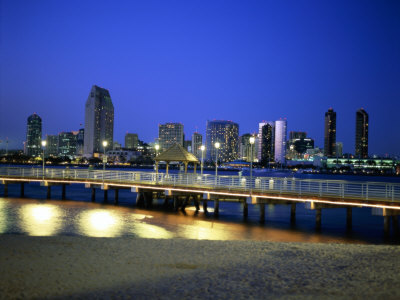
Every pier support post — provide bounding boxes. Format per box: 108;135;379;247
20;183;25;198
243;201;248;220
46;186;51;199
144;192;153;208
163;196;169;208
194;195;200;212
4;183;8;197
214;199;219;217
104;190;108;203
173;196;179;211
203;198;208;213
62;184;66;200
114;189;119;205
393;216;399;236
136;192;144;207
290;203;296;224
384;216;390;236
346;207;352;230
181;196;189;212
259;203;265;224
91;188;95;202
316;208;322;231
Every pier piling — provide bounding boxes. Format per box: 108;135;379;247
62;184;66;200
4;183;8;197
259;203;265;223
214;199;219;217
104;190;108;203
243;201;248;220
346;207;352;230
20;183;25;198
203;198;208;213
316;208;322;231
114;189;119;205
290;203;296;224
384;216;390;236
46;186;51;199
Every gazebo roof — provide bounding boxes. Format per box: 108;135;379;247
155;143;199;163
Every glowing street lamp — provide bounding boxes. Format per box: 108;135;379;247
155;144;160;156
102;140;108;183
41;140;46;180
200;145;205;176
214;142;220;177
249;136;255;192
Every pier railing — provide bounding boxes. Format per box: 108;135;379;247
1;167;400;203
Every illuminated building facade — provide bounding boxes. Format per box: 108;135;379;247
125;133;138;150
84;85;114;157
158;123;184;151
260;123;274;165
324;108;336;157
274;119;287;164
355;108;369;158
58;132;77;158
257;121;274;161
206;120;239;163
239;134;257;162
76;128;84;156
26;113;42;157
191;132;203;158
46;135;59;157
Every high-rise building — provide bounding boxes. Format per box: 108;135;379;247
239;134;257;162
355;108;368;158
206;120;239;163
274;119;287;164
125;133;138;150
26;113;42;157
324;108;336;157
84;85;114;157
191;132;203;158
336;142;343;157
260;123;274;165
158;123;184;151
46;135;59;157
76;128;85;156
58;132;77;158
257;121;274;161
289;131;307;140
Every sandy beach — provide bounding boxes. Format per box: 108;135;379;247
1;236;400;299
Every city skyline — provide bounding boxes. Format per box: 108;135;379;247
1;1;399;156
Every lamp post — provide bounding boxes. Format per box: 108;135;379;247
154;144;160;174
249;136;255;192
41;140;46;180
214;142;220;177
102;140;108;183
200;145;205;176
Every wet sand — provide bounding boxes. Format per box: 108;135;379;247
1;235;400;299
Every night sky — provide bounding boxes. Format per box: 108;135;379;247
1;0;399;156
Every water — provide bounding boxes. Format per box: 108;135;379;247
0;166;399;244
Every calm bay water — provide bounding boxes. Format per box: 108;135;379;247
0;166;399;244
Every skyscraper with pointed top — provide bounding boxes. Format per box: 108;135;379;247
84;85;114;157
324;108;336;157
355;108;368;158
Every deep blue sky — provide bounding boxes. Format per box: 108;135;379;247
1;0;399;156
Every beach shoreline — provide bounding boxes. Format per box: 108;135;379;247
1;235;400;299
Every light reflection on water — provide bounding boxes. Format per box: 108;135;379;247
19;204;63;236
0;197;380;244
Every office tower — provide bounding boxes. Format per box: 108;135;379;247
184;140;192;152
26;113;42;157
257;121;274;161
289;131;307;140
355;108;369;158
84;85;114;157
206;120;239;163
324;108;336;157
125;133;138;150
260;123;274;165
158;123;184;151
274;119;287;164
76;128;84;156
239;134;257;162
58;132;77;158
191;132;203;158
336;142;343;157
46;135;59;157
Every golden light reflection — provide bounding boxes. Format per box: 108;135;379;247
19;204;63;236
78;210;123;237
0;201;7;234
179;221;236;240
132;219;174;239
